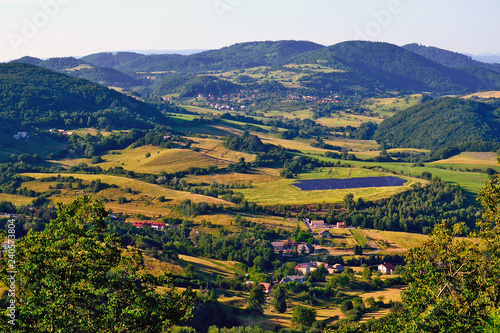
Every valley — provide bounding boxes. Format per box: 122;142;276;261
1;39;500;332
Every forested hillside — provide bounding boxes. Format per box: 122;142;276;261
80;51;145;68
115;40;324;73
11;56;141;88
298;41;490;94
373;97;500;149
0;63;171;131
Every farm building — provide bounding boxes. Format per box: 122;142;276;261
332;264;345;273
378;262;396;275
310;220;327;228
295;262;340;274
318;230;332;238
296;243;315;254
271;240;296;253
280;275;306;284
245;281;273;293
132;221;166;231
295;262;317;275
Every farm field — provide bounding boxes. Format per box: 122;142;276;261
185;167;280;185
309;155;490;195
462;91;500;99
235;172;420;206
178;254;241;279
430;151;499;167
53;140;254;174
294;176;407;191
316;112;383;128
21;172;231;216
362;94;423;116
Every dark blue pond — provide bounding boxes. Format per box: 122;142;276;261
293;176;407;191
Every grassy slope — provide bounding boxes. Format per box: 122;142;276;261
234;167;422;206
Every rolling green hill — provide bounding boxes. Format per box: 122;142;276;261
0;63;171;132
298;41;490;94
402;43;484;68
115;40;325;73
11;56;141;88
149;75;242;97
373;97;500;149
80;51;145;68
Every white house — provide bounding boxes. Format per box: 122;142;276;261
378;262;396;275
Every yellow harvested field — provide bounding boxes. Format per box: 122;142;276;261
323;138;380;152
22;173;231;206
0;194;34;206
360;309;391;323
462;91;500;99
186;167;280;185
360;229;406;252
379;231;429;250
178;254;238;278
142;255;183;276
54;145;229;174
251;133;334;153
431;152;499;166
316;113;383;128
191;138;256;163
387;148;430;154
63;64;93;71
359;285;406;303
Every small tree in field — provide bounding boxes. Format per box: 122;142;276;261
247;283;265;313
272;285;287;313
291;305;316;327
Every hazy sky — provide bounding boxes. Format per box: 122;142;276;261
1;0;499;62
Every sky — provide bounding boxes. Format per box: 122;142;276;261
1;0;500;62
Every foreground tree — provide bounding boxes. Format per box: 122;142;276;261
247;283;266;313
334;164;500;332
271;285;287;313
291;305;316;328
398;168;500;332
0;196;195;332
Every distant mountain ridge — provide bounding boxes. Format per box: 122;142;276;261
11;56;141;88
9;40;500;96
80;52;145;68
402;43;500;90
112;40;325;73
296;41;490;94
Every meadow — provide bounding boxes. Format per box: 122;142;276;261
235;167;421;206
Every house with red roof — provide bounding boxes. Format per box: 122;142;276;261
378;262;396;275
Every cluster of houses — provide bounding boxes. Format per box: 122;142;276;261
271;240;315;254
202;103;245;111
305;219;347;230
288;94;340;104
295;262;345;275
244;261;346;294
13;132;29;140
132;221;167;231
49;129;73;136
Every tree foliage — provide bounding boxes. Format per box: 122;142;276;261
247;284;266;313
291;305;316;327
272;285;287;314
374;97;500;150
0;196;195;332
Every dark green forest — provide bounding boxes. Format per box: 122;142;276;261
374;97;500;149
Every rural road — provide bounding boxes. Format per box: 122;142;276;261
364;236;381;254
